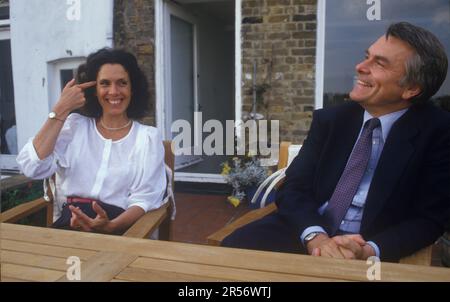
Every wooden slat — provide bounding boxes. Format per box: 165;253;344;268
1;250;71;271
0;277;28;282
3;223;450;282
116;267;227;282
1;239;96;260
0;198;48;223
123;202;169;238
129;256;336;282
1;263;64;282
207;202;277;246
57;251;137;282
277;141;292;170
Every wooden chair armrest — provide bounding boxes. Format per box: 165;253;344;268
399;245;433;266
0;197;49;223
207;202;277;246
122;202;170;239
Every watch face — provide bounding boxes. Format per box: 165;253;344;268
49;112;56;118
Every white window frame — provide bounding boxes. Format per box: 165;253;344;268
47;57;86;112
0;22;19;171
315;0;326;110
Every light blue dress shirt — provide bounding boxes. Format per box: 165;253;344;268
301;108;409;258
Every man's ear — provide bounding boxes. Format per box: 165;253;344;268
402;85;421;100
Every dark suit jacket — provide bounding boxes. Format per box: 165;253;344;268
276;101;450;261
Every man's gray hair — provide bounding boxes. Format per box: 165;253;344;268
387;22;448;103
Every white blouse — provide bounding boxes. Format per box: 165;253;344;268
17;113;167;221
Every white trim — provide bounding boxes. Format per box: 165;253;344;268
0;27;10;39
175;172;227;183
315;0;326;109
235;0;242;133
155;0;165;137
0;19;10;27
163;2;173;139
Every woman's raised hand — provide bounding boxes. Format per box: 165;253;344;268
53;79;96;119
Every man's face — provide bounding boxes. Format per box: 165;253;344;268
350;35;420;115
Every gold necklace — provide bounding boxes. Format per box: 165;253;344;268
100;118;132;131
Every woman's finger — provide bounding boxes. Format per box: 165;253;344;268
77;81;97;90
92;201;108;218
64;78;76;90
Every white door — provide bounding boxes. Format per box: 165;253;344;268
163;1;202;169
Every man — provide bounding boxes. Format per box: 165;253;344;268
222;22;450;262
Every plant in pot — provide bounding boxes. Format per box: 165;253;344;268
221;154;272;208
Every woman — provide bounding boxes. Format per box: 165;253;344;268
17;48;167;234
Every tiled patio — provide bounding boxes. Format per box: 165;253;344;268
172;192;252;245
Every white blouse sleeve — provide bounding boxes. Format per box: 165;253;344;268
16;113;83;179
127;127;167;212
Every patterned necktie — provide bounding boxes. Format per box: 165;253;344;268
324;118;381;235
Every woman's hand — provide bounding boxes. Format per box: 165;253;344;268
69;201;115;233
53;79;96;120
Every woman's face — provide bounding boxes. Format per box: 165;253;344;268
96;63;132;118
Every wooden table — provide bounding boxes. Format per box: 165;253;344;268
1;223;449;282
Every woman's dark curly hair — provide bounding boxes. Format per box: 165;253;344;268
76;48;150;119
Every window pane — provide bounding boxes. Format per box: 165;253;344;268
60;69;75;91
0;39;17;155
323;0;450;107
0;2;9;20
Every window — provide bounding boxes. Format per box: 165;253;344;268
48;58;85;111
318;0;450;108
0;9;18;170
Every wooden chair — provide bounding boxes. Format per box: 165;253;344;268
207;141;433;265
0;141;175;241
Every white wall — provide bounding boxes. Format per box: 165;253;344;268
10;0;114;150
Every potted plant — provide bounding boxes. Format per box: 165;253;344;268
221;154;271;208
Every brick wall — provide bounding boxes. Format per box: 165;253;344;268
241;0;317;144
113;0;156;126
112;0;318;141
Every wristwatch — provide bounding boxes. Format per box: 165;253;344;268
304;232;322;245
48;111;65;122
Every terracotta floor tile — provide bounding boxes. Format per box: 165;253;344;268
172;192;251;245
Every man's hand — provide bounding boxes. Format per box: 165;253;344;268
69;201;115;233
307;233;353;259
332;234;366;259
308;233;376;260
